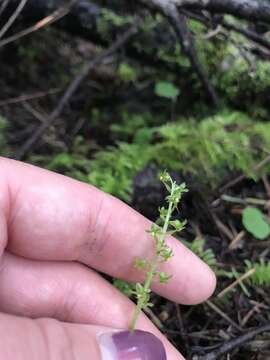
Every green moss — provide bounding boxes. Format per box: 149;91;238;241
32;111;270;202
91;111;270;199
88;143;154;201
155;111;270;183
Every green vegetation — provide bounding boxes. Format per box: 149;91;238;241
182;237;217;270
154;81;180;100
242;207;270;240
245;260;270;287
30;111;270;202
90;111;270;201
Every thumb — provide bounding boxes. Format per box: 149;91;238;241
0;312;167;360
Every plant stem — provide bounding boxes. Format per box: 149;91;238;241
129;198;174;331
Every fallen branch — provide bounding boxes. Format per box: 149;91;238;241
0;0;28;39
219;154;270;193
167;10;219;106
0;89;61;106
15;23;138;160
182;10;270;52
221;20;270;52
205;300;242;331
0;0;10;17
141;0;219;105
0;3;70;48
142;0;270;22
192;323;270;360
2;0;181;73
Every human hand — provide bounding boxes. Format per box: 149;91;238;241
0;157;216;359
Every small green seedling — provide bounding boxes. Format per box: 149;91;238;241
129;171;188;331
154;81;180;100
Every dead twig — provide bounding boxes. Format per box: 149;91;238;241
212;215;234;241
219;154;270;193
22;102;48;124
228;230;245;250
147;1;219;106
168;11;219;106
15;23;138;160
221;19;270;52
182;9;270;53
144;308;164;330
175;303;189;355
192;323;270;360
0;0;10;17
203;25;223;40
0;0;28;40
221;194;267;207
206;300;242;331
0;89;61;107
217;268;255;299
262;175;270;199
240;302;263;327
0;4;70;48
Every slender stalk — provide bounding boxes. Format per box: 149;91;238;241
129;197;174;331
128;172;187;331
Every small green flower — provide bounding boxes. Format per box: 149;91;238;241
159;170;171;183
159;272;172;284
159;245;174;261
134;257;149;271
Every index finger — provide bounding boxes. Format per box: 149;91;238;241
0;157;216;304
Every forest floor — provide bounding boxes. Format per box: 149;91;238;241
0;28;270;360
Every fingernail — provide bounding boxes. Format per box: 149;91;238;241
98;330;167;360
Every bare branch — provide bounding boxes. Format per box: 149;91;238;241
142;0;270;22
4;0;269;73
0;89;61;107
0;0;11;17
182;9;270;52
141;0;219;105
0;4;70;48
15;23;138;160
167;10;219;105
221;20;270;51
192;323;270;360
0;0;28;39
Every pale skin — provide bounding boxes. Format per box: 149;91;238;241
0;157;216;359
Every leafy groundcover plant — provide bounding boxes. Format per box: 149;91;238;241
129;171;188;330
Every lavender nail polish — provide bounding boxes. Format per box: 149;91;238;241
99;330;167;360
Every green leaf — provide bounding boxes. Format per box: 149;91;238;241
154;81;180;100
147;223;162;238
242;207;270;240
158;272;172;284
169;219;185;231
113;279;134;297
118;63;137;82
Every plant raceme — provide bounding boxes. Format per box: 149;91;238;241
129;171;188;331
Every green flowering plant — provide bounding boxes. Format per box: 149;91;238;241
129;171;188;330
